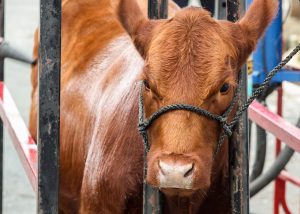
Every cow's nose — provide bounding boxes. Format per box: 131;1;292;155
158;161;194;189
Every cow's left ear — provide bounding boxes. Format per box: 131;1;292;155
234;0;278;63
118;0;160;58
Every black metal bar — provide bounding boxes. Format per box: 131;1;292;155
38;0;61;213
0;0;4;213
227;1;249;213
143;151;163;214
227;0;239;22
228;66;250;214
144;1;168;213
172;0;188;8
148;0;168;19
201;0;216;16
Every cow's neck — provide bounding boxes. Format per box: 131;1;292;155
163;141;229;214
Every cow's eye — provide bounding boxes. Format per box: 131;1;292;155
144;80;151;90
220;83;230;94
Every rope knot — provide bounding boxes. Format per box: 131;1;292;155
222;123;232;137
219;117;232;136
138;123;147;132
220;117;228;123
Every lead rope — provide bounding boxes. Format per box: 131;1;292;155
214;43;300;156
229;43;300;131
214;73;243;157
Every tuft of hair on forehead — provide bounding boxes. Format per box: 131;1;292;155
147;7;235;92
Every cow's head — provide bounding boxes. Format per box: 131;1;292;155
119;0;277;196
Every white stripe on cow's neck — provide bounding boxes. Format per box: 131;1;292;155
63;34;144;186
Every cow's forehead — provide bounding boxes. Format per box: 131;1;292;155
148;8;235;70
146;15;235;90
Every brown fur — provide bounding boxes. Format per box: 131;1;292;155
29;0;278;213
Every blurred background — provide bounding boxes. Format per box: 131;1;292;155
3;0;300;213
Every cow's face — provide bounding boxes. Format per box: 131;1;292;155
119;0;277;195
141;10;239;193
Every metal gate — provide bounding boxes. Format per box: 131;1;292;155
0;0;251;213
0;0;61;213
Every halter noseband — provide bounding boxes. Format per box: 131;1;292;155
138;75;242;158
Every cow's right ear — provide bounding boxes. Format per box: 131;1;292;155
118;0;158;58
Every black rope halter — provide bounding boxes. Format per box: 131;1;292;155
138;43;300;158
138;74;242;157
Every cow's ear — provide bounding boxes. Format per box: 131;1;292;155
235;0;278;59
118;0;159;58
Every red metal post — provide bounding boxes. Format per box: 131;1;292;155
274;87;283;214
273;87;291;214
249;95;300;212
275;87;283;156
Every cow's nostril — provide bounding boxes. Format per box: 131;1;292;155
158;160;166;175
158;160;169;175
184;163;194;177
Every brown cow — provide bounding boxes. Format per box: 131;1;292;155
29;0;278;213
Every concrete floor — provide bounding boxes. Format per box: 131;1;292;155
2;0;300;213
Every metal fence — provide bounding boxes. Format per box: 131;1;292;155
0;0;251;213
38;0;61;213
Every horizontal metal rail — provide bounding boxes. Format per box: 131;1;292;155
0;38;35;64
249;100;300;152
0;82;37;192
279;170;300;187
253;69;300;84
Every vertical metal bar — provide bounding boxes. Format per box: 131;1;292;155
227;0;249;214
148;0;168;19
275;87;283;156
0;0;3;213
144;1;168;213
227;0;239;21
172;0;188;8
38;0;61;213
273;86;283;214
